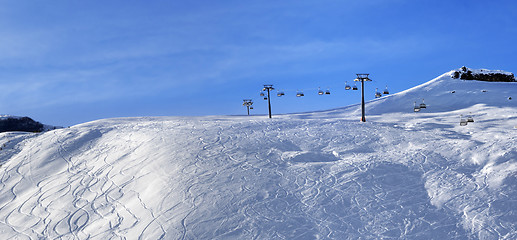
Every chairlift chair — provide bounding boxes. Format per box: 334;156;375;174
467;113;474;122
375;88;382;98
277;91;285;97
318;87;324;95
414;102;421;112
419;99;427;109
325;88;331;95
345;81;351;90
383;85;390;95
352;83;358;90
260;92;265;97
296;90;304;97
460;115;468;126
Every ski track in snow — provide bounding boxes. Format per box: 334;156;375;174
0;72;516;239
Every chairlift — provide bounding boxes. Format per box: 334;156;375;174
375;88;382;98
383;85;390;95
277;91;285;97
414;102;421;112
419;99;426;109
460;115;468;126
250;106;254;109
325;88;331;95
296;90;304;97
467;112;474;122
345;81;351;90
352;83;358;90
264;97;268;100
318;87;324;95
260;92;265;97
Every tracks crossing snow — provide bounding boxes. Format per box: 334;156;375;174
0;111;515;239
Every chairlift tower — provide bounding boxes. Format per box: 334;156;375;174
263;84;274;118
354;74;372;122
242;99;253;116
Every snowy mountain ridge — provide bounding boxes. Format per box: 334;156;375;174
363;68;515;115
0;69;516;239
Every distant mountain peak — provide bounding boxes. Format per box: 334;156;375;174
452;66;515;82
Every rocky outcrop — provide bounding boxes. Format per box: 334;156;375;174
452;66;515;82
0;117;44;133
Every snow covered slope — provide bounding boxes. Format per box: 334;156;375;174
366;70;516;114
0;69;516;239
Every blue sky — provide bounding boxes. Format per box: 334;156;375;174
0;0;516;126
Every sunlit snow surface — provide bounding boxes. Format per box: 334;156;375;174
1;71;517;239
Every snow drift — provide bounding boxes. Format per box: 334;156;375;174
0;68;516;239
